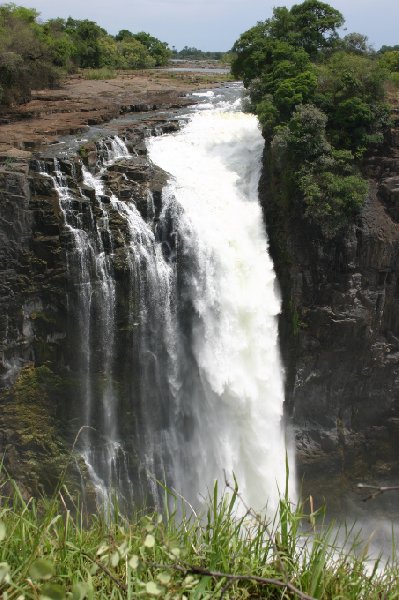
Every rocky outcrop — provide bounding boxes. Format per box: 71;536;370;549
260;114;399;506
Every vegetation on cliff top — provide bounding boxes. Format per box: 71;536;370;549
231;0;395;237
0;3;172;106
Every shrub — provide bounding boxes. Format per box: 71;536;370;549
300;170;368;237
83;67;117;80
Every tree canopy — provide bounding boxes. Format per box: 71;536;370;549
231;0;392;237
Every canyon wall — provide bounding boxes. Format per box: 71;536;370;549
260;112;399;504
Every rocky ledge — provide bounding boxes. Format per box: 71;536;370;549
0;69;228;155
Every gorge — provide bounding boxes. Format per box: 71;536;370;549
1;77;399;534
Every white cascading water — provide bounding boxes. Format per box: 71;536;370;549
148;91;291;512
44;90;292;514
41;140;133;507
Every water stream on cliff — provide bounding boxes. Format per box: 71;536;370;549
46;86;291;513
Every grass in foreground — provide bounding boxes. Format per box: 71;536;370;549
0;477;398;599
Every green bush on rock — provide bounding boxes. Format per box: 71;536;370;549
299;170;368;237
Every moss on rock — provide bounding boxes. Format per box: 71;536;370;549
0;364;86;498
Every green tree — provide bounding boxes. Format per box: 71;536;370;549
0;4;58;104
231;0;387;238
378;50;399;73
314;51;389;152
98;36;120;68
40;19;75;68
232;0;344;85
115;29;134;42
117;38;155;69
339;33;372;55
115;30;171;66
299;170;368;237
65;18;107;68
289;0;344;57
231;22;273;86
131;32;171;66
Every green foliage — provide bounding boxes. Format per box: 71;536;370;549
232;0;344;83
232;0;390;238
82;68;116;81
339;32;372;55
172;46;224;60
64;18;106;68
256;96;280;135
97;36;119;68
0;476;398;598
271;103;369;236
0;4;172;106
115;30;171;66
285;103;331;160
231;22;273;86
389;71;399;89
116;37;155;69
378;50;399;77
289;0;344;57
220;51;235;65
314;51;389;152
130;31;171;66
299;170;368;237
0;3;58;104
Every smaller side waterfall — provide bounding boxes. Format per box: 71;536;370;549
42;155;121;504
39;136;179;508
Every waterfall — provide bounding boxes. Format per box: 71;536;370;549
44;92;291;514
147;94;290;512
45;155;122;505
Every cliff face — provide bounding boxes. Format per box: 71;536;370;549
260;115;399;501
0;122;175;494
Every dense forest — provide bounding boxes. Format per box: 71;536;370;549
0;3;172;105
231;0;399;237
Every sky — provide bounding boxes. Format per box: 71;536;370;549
23;0;399;52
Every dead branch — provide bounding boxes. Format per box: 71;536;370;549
357;483;399;502
149;561;317;600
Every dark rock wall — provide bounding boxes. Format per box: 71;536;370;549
0;123;173;494
0;159;68;384
260;116;399;501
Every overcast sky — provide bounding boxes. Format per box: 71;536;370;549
25;0;399;52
